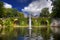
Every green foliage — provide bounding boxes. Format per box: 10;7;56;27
3;8;18;18
40;8;50;17
0;1;24;18
0;2;4;18
32;18;40;26
18;18;28;26
17;12;24;18
0;19;3;26
0;19;3;33
52;0;60;18
3;18;13;27
0;1;3;8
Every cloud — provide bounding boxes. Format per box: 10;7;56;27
4;2;12;8
22;0;53;16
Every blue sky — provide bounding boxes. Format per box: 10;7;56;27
0;0;33;11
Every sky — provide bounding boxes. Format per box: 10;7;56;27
0;0;53;16
0;0;33;11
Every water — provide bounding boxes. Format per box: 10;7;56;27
17;26;60;40
17;27;54;40
18;35;54;40
18;36;24;40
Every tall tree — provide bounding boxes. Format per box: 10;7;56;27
40;8;49;17
0;2;4;18
3;8;18;17
52;0;60;18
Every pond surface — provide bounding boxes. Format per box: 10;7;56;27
18;35;54;40
17;27;60;40
1;27;60;40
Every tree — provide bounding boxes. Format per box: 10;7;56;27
0;2;4;18
0;1;24;18
3;8;18;18
40;8;49;17
17;12;24;18
51;0;60;18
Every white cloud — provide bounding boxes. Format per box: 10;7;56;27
4;2;12;8
22;0;53;16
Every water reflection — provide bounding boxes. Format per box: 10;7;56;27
21;35;54;40
15;27;60;40
18;27;54;40
0;26;60;40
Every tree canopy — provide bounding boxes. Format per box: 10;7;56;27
0;1;4;18
0;1;24;18
51;0;60;18
40;8;49;17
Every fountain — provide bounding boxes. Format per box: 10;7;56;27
28;14;32;39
